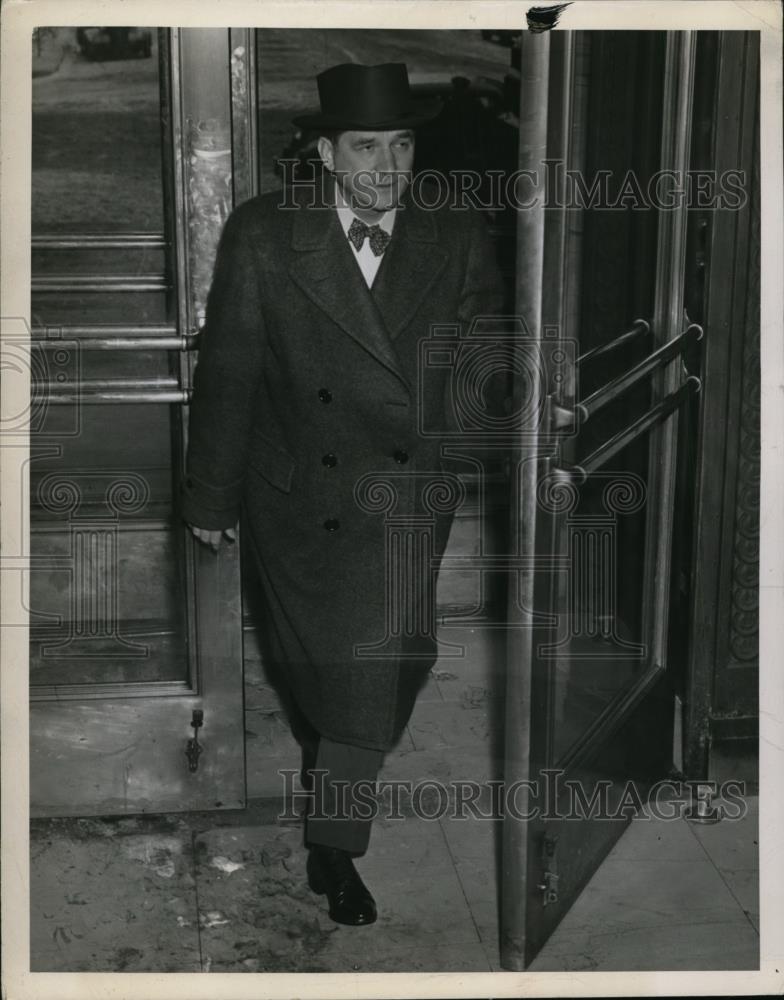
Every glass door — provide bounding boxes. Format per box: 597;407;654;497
501;30;701;968
29;29;248;817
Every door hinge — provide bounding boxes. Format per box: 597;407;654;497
185;709;204;773
536;832;559;907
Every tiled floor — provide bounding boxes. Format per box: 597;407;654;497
30;619;759;974
30;789;760;972
527;797;759;971
29;524;759;972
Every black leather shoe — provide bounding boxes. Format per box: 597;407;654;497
306;845;377;925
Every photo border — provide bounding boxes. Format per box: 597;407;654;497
2;2;782;997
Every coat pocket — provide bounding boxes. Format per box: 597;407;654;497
247;431;295;494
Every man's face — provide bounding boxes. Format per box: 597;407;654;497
318;129;415;218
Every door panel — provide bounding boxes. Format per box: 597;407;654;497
545;470;650;764
29;29;248;816
502;30;700;969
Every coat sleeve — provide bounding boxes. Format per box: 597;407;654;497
179;208;265;530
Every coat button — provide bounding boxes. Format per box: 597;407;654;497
393;450;409;464
323;518;340;531
318;388;332;403
321;453;338;468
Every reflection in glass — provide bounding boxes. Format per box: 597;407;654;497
256;28;514;195
546;447;652;765
32;27;163;233
30;28;189;687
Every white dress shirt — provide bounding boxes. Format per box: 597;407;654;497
335;186;396;289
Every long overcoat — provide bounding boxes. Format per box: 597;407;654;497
180;176;504;752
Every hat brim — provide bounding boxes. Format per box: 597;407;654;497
292;99;442;132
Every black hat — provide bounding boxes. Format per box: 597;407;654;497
292;62;441;132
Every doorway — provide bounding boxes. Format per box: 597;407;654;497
26;24;759;972
29;29;246;816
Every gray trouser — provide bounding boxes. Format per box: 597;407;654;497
305;737;384;856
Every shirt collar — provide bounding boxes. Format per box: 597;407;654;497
335;183;396;238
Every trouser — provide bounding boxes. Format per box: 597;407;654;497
303;736;384;857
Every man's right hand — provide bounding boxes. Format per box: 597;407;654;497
188;524;237;552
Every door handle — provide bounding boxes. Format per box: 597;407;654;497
42;385;193;404
33;325;200;403
577;319;651;366
34;325;199;352
185;709;204;773
552;376;701;483
577;323;703;422
552;322;703;433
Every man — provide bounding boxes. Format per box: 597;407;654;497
181;62;504;926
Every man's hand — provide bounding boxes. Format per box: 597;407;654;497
188;524;237;552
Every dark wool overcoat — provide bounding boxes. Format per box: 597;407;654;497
180;177;504;752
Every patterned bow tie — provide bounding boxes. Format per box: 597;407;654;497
347;217;391;257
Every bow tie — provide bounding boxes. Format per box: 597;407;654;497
347;217;392;257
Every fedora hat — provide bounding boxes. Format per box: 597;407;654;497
292;62;441;132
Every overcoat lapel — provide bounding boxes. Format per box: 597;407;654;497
287;179;449;386
370;197;449;340
288;194;408;388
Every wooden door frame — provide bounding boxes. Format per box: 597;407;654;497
682;31;760;778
